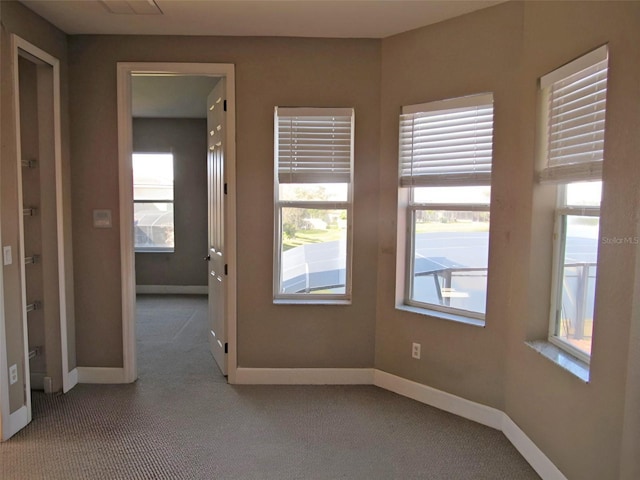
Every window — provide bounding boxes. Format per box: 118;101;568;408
133;153;175;252
274;107;354;302
398;94;494;321
540;45;608;362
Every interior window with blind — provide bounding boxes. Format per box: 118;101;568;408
539;45;608;362
274;107;354;302
133;153;175;252
398;94;494;321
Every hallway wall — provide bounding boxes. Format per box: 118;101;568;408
133;118;208;288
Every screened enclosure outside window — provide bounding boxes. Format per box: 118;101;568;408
274;107;354;301
540;45;608;362
133;153;175;252
549;183;601;361
399;94;494;321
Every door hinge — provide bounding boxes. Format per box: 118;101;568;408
224;264;228;275
224;183;228;195
223;99;227;112
224;342;228;354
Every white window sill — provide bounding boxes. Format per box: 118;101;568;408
396;304;485;328
135;248;174;253
274;298;351;306
526;340;590;383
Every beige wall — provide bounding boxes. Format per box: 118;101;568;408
3;1;640;477
377;0;525;411
0;0;73;411
511;2;640;479
378;1;640;479
68;35;381;368
133;117;208;287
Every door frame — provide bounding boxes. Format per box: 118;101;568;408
0;34;75;440
116;62;237;384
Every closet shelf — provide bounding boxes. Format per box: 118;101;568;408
21;159;37;168
25;255;41;265
26;301;42;313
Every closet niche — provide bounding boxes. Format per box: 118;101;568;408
17;52;63;393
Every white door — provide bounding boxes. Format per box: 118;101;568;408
206;81;227;375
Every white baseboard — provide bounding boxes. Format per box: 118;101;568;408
373;370;503;429
234;367;375;385
502;415;568;480
373;370;567;480
77;367;128;384
69;362;564;479
136;285;207;295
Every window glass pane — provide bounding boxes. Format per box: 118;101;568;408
279;183;348;202
133;153;174;201
413;186;491;205
554;215;600;356
411;210;489;314
280;207;347;294
565;181;602;207
134;202;174;250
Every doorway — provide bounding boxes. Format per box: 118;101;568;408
117;63;237;384
0;35;76;440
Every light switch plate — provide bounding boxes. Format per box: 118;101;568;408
3;246;12;266
93;209;112;228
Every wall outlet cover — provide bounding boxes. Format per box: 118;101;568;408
9;364;18;385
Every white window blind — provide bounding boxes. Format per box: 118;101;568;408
276;107;354;184
539;45;608;183
399;93;494;188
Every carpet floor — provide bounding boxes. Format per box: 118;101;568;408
0;295;540;479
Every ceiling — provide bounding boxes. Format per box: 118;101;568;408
132;75;220;118
22;0;504;118
20;0;504;39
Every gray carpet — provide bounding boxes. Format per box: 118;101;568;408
1;295;540;479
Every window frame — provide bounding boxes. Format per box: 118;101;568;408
397;93;494;323
273;107;354;304
539;45;608;362
404;197;490;321
132;152;175;253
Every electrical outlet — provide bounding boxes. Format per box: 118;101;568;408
412;342;421;359
9;364;18;385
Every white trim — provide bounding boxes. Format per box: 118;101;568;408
373;370;503;429
232;367;567;478
117;63;137;384
118;62;238;385
67;367;78;387
235;368;375;385
502;415;568;480
373;370;567;480
77;367;126;384
8;36;75;421
7;406;29;439
136;285;208;295
11;34;33;426
402;92;494;115
540;44;608;89
276;107;354;117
